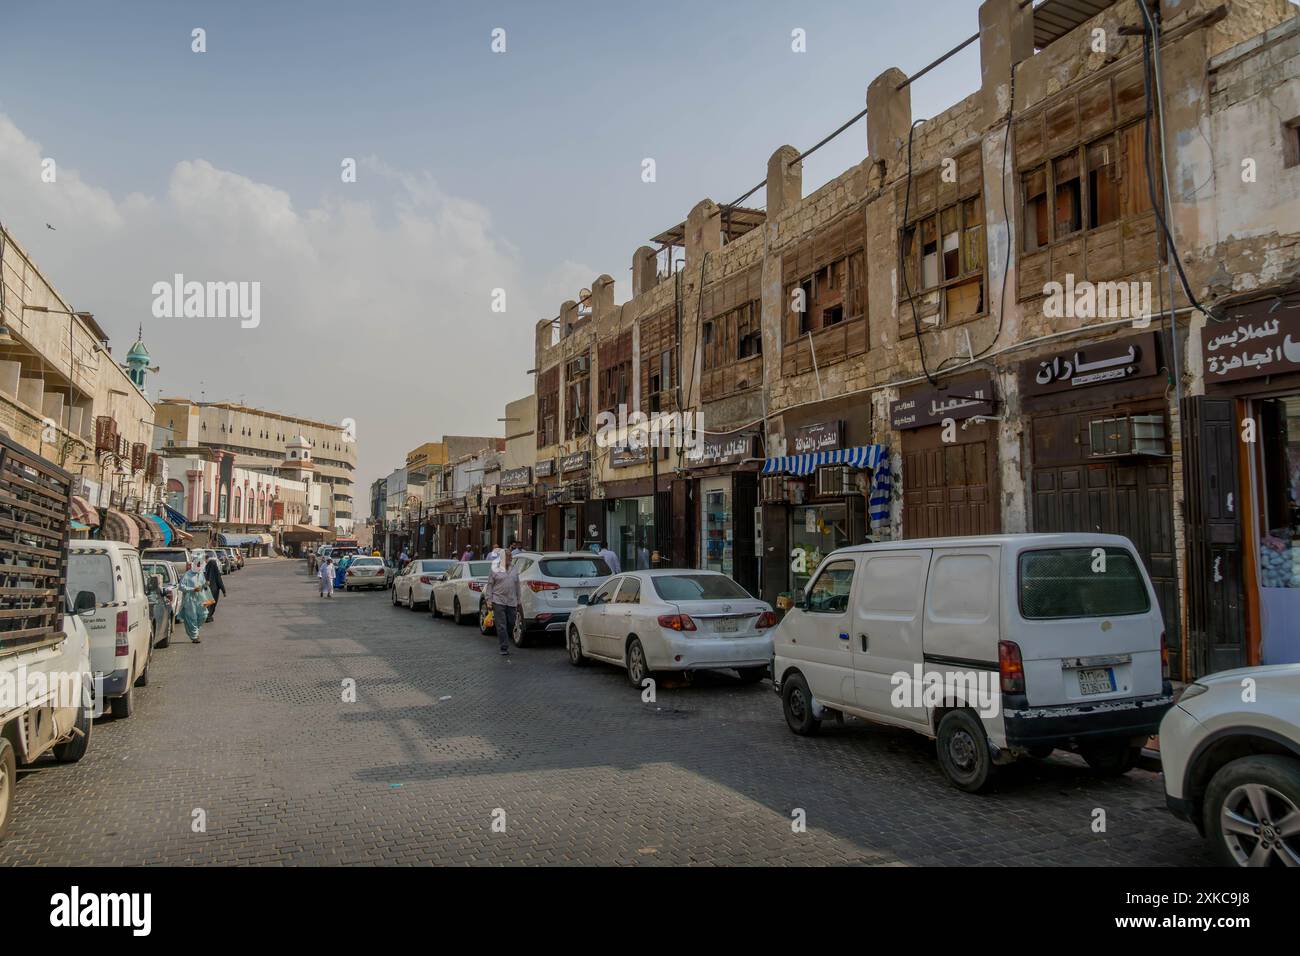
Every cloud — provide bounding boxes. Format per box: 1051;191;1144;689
0;114;588;497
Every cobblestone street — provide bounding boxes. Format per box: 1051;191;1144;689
1;559;1212;866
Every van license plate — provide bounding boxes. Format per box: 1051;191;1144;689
1078;667;1116;695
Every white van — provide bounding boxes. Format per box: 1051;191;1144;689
67;540;154;719
772;533;1173;792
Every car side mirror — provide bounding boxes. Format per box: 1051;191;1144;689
578;594;590;606
74;590;96;614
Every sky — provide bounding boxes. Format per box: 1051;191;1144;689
0;0;985;494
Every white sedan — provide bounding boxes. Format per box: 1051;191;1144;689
430;560;495;625
566;569;776;688
392;558;457;609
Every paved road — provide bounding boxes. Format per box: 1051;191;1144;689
1;559;1211;865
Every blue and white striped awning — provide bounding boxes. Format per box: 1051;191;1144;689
762;443;887;477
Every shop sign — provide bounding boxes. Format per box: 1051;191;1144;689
1203;299;1300;383
534;458;555;478
791;421;842;455
500;466;531;489
559;450;589;473
890;378;995;430
610;445;647;468
687;430;756;467
1023;333;1159;396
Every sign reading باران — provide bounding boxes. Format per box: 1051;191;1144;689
890;377;995;430
1022;332;1159;396
1203;300;1300;382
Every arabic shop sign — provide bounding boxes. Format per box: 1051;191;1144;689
1022;333;1158;396
1204;300;1300;383
534;458;555;478
791;421;843;455
559;450;590;473
610;445;648;468
890;378;995;430
687;430;757;467
500;466;531;489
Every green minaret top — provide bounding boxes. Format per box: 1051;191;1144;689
125;324;152;389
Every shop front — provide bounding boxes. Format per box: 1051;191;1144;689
603;445;660;571
891;373;999;539
1019;331;1180;658
688;428;760;596
761;417;888;605
492;466;532;549
540;451;591;552
1187;292;1300;675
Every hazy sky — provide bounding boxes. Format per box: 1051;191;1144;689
0;0;984;493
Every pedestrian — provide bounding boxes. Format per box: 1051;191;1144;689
486;548;521;657
399;548;409;565
461;545;473;561
509;538;523;556
319;557;335;598
597;540;621;574
203;553;227;621
178;557;208;643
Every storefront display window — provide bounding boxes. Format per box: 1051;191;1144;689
608;496;654;570
701;477;733;577
1255;395;1300;663
499;512;520;549
790;503;852;594
563;507;577;551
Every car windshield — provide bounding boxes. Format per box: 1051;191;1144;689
539;557;610;578
652;574;751;601
1018;547;1151;619
468;561;494;577
67;551;114;605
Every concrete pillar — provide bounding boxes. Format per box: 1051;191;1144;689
18;376;43;410
0;361;20;397
979;0;1035;126
590;274;615;322
766;146;802;219
867;68;912;180
632;246;657;298
685;199;722;266
559;299;579;338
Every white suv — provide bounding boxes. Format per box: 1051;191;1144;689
510;551;612;648
1159;664;1300;867
67;540;154;719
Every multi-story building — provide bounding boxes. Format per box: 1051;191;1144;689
519;0;1300;680
154;398;357;534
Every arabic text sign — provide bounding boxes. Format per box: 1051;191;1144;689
1021;332;1159;396
688;430;757;467
559;450;590;473
500;466;531;489
889;378;995;430
791;421;843;455
1203;302;1300;383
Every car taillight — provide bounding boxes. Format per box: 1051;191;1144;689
527;581;559;592
755;611;778;629
998;640;1025;695
1160;630;1169;679
657;613;696;632
419;576;433;584
115;610;129;656
468;581;483;592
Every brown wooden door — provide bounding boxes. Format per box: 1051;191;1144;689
902;427;998;538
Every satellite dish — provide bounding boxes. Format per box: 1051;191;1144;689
578;288;591;301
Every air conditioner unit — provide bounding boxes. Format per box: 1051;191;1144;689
761;475;807;505
815;466;855;497
574;356;589;373
1088;415;1167;457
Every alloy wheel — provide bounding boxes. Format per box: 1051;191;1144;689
1220;783;1300;867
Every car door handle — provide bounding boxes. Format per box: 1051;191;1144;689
859;633;869;651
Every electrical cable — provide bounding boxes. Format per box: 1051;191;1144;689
900;118;939;385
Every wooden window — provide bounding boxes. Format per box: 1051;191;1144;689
536;366;559;448
1023;166;1049;252
598;332;632;414
1087;136;1119;228
1053;153;1082;238
564;352;590;441
640;309;677;415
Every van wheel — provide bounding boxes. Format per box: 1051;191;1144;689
110;686;134;720
1081;742;1141;777
936;710;996;793
53;698;92;763
1204;755;1300;867
0;737;14;841
782;674;820;735
567;626;589;666
135;659;149;687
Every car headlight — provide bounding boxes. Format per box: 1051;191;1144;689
1178;682;1209;703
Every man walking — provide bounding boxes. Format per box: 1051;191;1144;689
486;548;521;657
597;540;620;574
319;556;335;598
204;552;228;621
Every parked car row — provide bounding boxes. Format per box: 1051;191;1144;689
368;535;1299;867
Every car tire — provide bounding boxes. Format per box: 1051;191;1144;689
0;737;15;842
408;592;420;611
625;637;651;688
135;658;149;688
511;613;530;648
157;617;172;649
567;625;589;666
781;673;821;736
736;666;767;685
1204;754;1300;867
936;709;997;793
1081;741;1141;777
453;597;468;625
110;685;134;720
430;594;442;619
52;695;92;763
479;602;494;635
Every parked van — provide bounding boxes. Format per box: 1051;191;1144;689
67;540;154;719
772;533;1173;792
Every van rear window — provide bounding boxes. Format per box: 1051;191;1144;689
68;552;115;606
1018;547;1150;619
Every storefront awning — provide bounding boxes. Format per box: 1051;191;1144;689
131;513;164;546
146;514;173;546
70;495;100;527
101;508;139;546
762;444;888;476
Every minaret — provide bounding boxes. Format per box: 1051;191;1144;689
124;325;157;396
